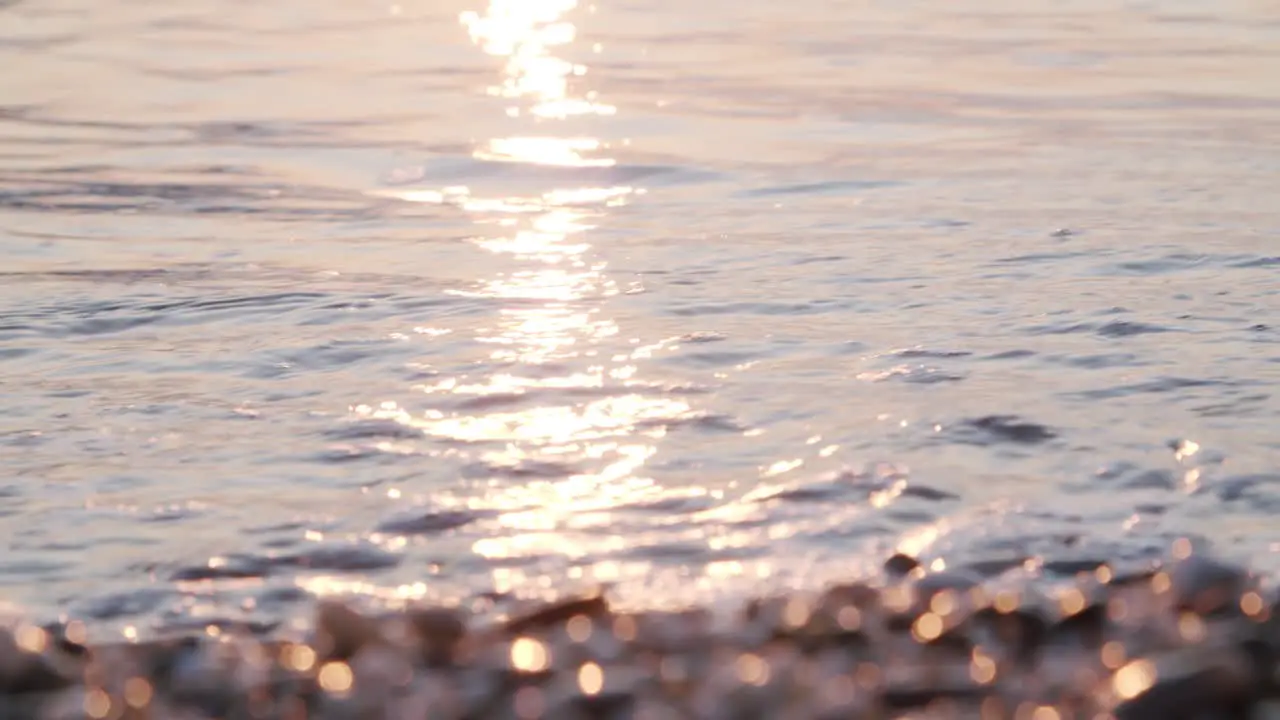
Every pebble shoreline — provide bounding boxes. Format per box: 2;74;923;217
2;550;1278;720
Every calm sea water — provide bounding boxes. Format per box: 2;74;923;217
2;0;1279;639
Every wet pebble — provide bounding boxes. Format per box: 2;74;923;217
314;599;383;661
0;624;75;695
545;664;644;720
973;604;1050;663
405;605;468;667
884;553;921;578
504;593;610;636
162;639;242;717
1167;554;1251;616
911;569;982;608
1112;646;1257;720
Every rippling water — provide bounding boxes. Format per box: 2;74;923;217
2;0;1279;639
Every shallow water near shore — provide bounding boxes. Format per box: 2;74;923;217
1;0;1279;640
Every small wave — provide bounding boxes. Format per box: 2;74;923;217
1071;376;1245;400
738;179;902;197
1022;320;1177;337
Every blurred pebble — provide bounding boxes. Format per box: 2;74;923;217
406;605;468;667
0;625;75;695
314;598;382;661
1168;555;1250;616
1;551;1278;719
885;553;921;578
505;593;609;636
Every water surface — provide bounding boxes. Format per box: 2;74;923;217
2;0;1279;638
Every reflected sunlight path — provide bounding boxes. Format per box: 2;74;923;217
351;0;703;599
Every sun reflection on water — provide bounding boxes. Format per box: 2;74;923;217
461;0;616;120
476;137;616;167
345;0;699;589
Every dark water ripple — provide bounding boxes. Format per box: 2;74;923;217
946;416;1059;446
